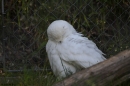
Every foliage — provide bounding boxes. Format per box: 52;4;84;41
0;68;57;86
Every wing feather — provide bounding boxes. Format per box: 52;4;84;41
46;40;76;77
56;34;106;68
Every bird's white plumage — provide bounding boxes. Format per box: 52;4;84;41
46;20;106;78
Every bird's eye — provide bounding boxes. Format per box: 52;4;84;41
59;41;62;43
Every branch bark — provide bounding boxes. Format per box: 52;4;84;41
53;49;130;86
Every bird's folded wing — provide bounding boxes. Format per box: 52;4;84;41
57;34;106;68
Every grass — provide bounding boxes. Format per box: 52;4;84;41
0;69;58;86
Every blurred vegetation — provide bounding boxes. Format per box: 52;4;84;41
0;0;130;85
0;69;57;86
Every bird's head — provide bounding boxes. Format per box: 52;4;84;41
47;20;76;43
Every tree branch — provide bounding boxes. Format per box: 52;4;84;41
53;49;130;86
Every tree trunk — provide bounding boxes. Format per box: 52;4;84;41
53;49;130;86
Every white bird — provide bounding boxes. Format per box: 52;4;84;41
46;20;106;78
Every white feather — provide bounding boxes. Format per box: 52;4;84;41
46;20;106;78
